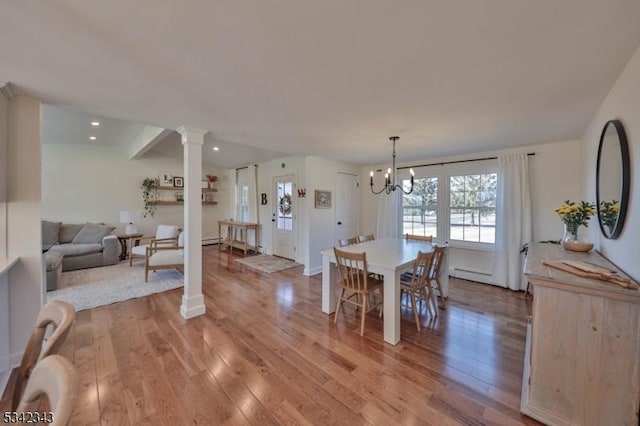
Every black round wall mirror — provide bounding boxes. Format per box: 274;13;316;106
596;119;630;239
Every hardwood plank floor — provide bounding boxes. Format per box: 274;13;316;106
1;246;541;425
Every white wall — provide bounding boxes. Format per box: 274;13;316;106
0;90;7;257
305;156;361;275
0;86;10;392
42;144;229;242
360;139;583;283
582;44;640;281
255;156;305;261
251;155;361;274
7;95;43;365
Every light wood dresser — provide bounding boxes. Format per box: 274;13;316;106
521;243;639;425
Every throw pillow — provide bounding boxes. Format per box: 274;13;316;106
71;223;116;244
59;224;84;243
42;220;61;246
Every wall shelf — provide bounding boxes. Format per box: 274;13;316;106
150;185;218;205
150;201;218;206
155;185;217;192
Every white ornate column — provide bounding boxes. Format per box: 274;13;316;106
177;126;206;319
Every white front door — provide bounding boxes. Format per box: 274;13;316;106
272;175;295;259
335;172;359;242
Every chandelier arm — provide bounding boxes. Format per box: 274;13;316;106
400;185;414;195
370;183;389;195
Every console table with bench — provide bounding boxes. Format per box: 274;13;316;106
218;220;260;255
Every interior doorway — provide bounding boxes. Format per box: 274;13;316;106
335;172;359;243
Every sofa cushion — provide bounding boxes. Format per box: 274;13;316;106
59;224;84;243
149;250;183;267
42;243;55;252
72;223;115;244
49;243;104;257
42;221;61;246
45;250;64;272
156;225;179;239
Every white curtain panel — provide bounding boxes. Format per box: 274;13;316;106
247;164;258;246
227;168;237;219
493;153;532;290
376;190;402;238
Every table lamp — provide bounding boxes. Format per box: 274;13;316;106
120;210;141;235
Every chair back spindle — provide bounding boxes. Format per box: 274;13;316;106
338;237;358;247
12;301;75;411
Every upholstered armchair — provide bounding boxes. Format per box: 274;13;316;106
129;225;180;266
144;232;184;281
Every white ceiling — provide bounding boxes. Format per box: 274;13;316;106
3;1;640;165
42;105;144;146
41;104;287;168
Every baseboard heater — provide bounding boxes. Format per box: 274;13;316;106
451;267;494;285
453;267;492;276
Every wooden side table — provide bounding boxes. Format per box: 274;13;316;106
116;233;144;261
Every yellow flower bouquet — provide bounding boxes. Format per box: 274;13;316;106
599;200;619;230
554;200;595;228
554;200;595;249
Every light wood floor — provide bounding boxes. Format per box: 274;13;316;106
2;246;540;425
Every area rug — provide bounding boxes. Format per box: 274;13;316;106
234;254;302;273
47;262;183;312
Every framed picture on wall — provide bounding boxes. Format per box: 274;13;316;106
173;176;184;187
315;190;331;209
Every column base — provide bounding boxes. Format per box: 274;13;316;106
180;294;206;319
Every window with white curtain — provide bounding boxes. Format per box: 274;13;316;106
236;167;249;222
449;173;497;244
401;167;498;248
402;177;438;238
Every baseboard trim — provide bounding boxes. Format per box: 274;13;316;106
304;265;322;277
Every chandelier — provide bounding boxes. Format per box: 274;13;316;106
369;136;414;195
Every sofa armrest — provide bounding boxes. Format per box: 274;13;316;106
102;235;119;264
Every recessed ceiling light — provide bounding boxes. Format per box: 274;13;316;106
89;136;97;141
213;146;220;151
91;121;100;126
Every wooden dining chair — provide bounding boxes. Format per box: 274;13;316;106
357;234;375;243
428;245;448;309
12;300;76;411
338;237;358;247
16;355;79;426
333;248;384;336
405;233;433;242
400;250;437;331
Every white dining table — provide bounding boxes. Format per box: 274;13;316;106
321;237;448;345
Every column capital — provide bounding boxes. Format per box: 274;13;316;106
176;126;207;145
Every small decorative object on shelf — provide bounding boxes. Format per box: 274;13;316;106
141;177;159;218
176;192;183;202
554;200;595;252
206;174;218;188
173;176;184;187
